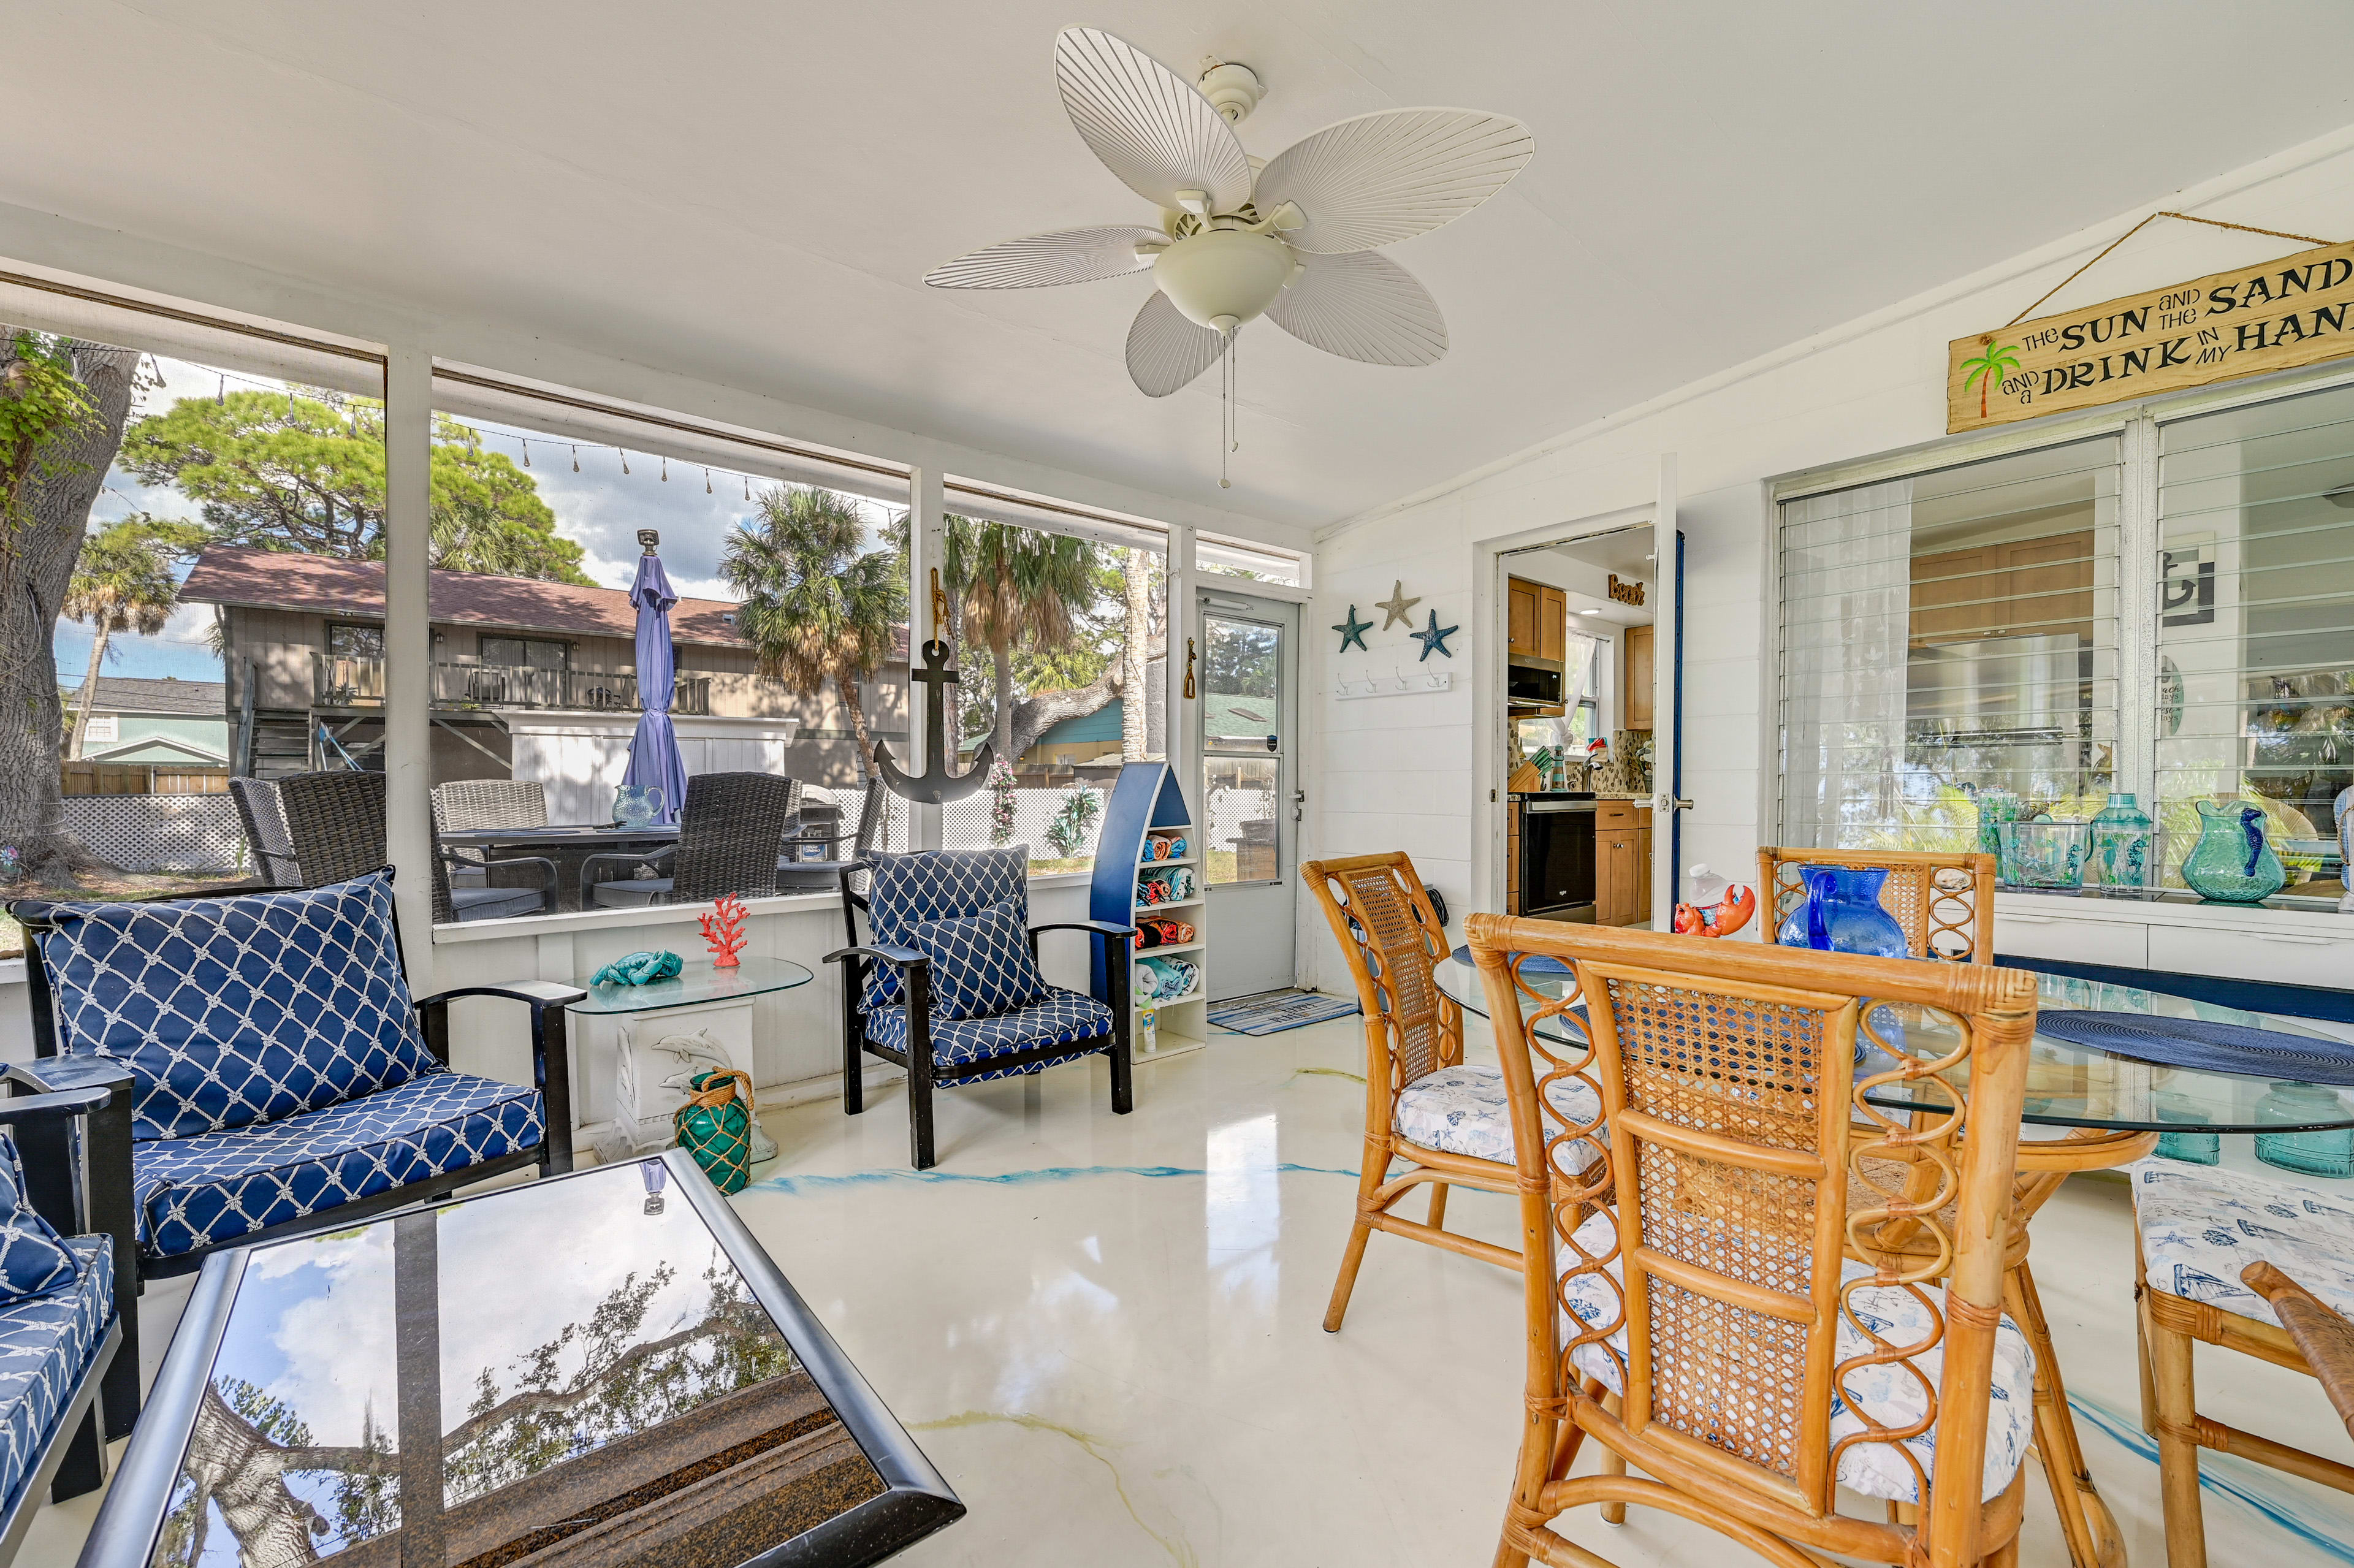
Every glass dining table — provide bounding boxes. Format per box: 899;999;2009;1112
1435;946;2354;1568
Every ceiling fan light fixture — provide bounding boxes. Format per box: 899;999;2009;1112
1152;228;1295;330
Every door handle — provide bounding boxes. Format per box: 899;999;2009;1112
1651;794;1695;813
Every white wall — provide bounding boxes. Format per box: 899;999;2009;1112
1301;120;2354;989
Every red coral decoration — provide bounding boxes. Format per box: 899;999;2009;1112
699;894;749;967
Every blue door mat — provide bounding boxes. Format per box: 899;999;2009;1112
1207;989;1361;1035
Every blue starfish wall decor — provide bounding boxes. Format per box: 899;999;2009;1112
1411;608;1459;661
1333;606;1372;653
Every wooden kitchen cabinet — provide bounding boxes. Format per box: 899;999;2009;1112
1622;624;1655;731
1594;802;1653;926
1908;528;2093;646
1507;577;1538;657
1537;584;1566;663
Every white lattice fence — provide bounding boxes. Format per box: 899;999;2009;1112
943;784;1107;861
64;794;246;873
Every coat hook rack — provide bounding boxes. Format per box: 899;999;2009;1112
1336;668;1452;701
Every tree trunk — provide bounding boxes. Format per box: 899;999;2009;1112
69;621;110;761
1121;547;1151;761
0;340;139;881
1008;633;1165;759
839;672;875;782
990;637;1016;768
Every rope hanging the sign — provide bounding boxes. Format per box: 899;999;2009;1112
2003;211;2344;329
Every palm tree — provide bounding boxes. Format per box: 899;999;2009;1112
722;485;905;778
948;520;1100;766
1121;547;1152;759
62;516;194;759
1959;337;2022;420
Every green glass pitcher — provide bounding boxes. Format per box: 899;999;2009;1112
2179;799;2285;904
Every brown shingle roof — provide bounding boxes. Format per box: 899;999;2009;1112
180;546;923;654
56;676;227;715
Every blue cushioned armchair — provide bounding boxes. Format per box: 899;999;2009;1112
8;869;581;1444
828;847;1133;1169
0;1077;124;1562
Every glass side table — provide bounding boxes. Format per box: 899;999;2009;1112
569;957;816;1163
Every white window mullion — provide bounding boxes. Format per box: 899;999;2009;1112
2116;412;2160;809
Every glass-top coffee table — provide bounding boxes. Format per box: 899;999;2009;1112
569;955;817;1016
81;1152;961;1567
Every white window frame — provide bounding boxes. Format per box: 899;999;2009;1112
1766;354;2354;856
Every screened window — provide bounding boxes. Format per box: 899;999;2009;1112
480;635;569;671
2155;387;2354;892
1778;437;2120;853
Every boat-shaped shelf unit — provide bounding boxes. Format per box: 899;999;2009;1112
1089;759;1206;1061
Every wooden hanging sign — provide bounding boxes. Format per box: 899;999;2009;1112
1947;237;2354;433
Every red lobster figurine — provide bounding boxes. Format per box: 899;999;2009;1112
699;893;750;967
1672;866;1756;939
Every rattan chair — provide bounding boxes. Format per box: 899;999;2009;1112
2132;1158;2354;1567
586;772;797;907
1305;852;1602;1333
429;780;557;923
276;769;387;887
1758;847;1997;962
1467;914;2038;1568
228;775;300;885
777;778;886;894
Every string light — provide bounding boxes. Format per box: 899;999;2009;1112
743;474;750;501
620;449;630;474
660;454;668;482
571;444;580;472
216;373;224;405
704;466;713;493
521;438;531;468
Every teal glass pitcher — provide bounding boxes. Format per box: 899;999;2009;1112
2179;799;2285;904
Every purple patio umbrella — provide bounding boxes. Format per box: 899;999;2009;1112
622;530;689;825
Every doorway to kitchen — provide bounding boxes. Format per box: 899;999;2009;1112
1199;590;1300;998
1492;508;1685;929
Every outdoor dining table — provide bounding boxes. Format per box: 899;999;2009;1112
438;821;681;912
1436;948;2354;1568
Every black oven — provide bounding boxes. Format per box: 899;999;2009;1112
1519;796;1596;922
1507;654;1564;711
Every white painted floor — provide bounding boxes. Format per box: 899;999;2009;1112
31;1016;2354;1566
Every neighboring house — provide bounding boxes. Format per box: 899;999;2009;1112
179;547;908;794
59;677;231;794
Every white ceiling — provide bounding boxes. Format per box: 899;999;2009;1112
7;2;2354;531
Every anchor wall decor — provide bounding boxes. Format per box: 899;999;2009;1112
874;638;994;804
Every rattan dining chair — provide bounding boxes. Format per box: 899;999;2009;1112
2132;1158;2354;1567
1467;913;2039;1568
276;769;387;886
429;779;558;923
1304;852;1602;1334
228;775;300;885
1757;847;1997;962
585;772;797;907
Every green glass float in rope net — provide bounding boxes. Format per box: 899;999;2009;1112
674;1069;755;1194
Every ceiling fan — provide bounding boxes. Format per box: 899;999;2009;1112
925;28;1534;485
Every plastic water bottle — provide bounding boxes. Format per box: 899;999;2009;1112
1686;862;1729;907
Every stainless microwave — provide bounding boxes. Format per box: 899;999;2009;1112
1507;653;1564;710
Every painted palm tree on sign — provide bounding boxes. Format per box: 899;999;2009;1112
1960;336;2023;420
722;485;905;778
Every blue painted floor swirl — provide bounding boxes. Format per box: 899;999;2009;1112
2070;1390;2354;1563
752;1162;1362;1195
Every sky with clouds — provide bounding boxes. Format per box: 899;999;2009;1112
51;351;894;690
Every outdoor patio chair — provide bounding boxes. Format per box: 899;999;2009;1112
0;1068;129;1551
777;778;887;894
8;868;582;1452
827;845;1134;1170
2133;1158;2354;1567
430;779;557;922
1757;845;1997;962
276;767;390;886
227;775;299;885
1465;915;2039;1568
1304;850;1602;1333
584;772;798;907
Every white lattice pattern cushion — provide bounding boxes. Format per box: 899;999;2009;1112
1557;1207;2034;1504
864;989;1114;1081
0;1134;76;1304
0;1235;110;1516
32;873;443;1140
905;900;1048;1020
861;848;1030;1013
1392;1064;1604;1173
2130;1156;2354;1326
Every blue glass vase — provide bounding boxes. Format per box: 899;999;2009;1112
2179;799;2285;904
2254;1081;2354;1178
1775;865;1909;957
2088;793;2154;892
